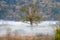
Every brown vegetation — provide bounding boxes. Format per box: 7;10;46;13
0;34;54;40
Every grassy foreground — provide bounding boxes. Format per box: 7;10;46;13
0;34;54;40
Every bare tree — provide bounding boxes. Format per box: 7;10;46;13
20;3;40;29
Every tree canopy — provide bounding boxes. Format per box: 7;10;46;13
20;3;40;25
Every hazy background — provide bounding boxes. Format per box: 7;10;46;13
0;0;60;21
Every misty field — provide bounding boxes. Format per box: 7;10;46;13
0;21;60;40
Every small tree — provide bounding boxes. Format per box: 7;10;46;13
20;3;40;28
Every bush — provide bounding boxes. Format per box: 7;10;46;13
55;28;60;40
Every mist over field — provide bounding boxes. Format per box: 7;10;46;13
0;20;58;36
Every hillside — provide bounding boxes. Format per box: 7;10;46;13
0;0;60;21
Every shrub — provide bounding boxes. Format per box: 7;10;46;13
55;28;60;40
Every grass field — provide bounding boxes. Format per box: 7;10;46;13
0;34;54;40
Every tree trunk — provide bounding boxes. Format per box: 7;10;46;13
29;18;33;30
30;19;33;26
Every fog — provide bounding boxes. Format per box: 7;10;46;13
0;20;58;36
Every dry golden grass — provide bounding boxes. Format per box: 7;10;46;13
0;34;54;40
